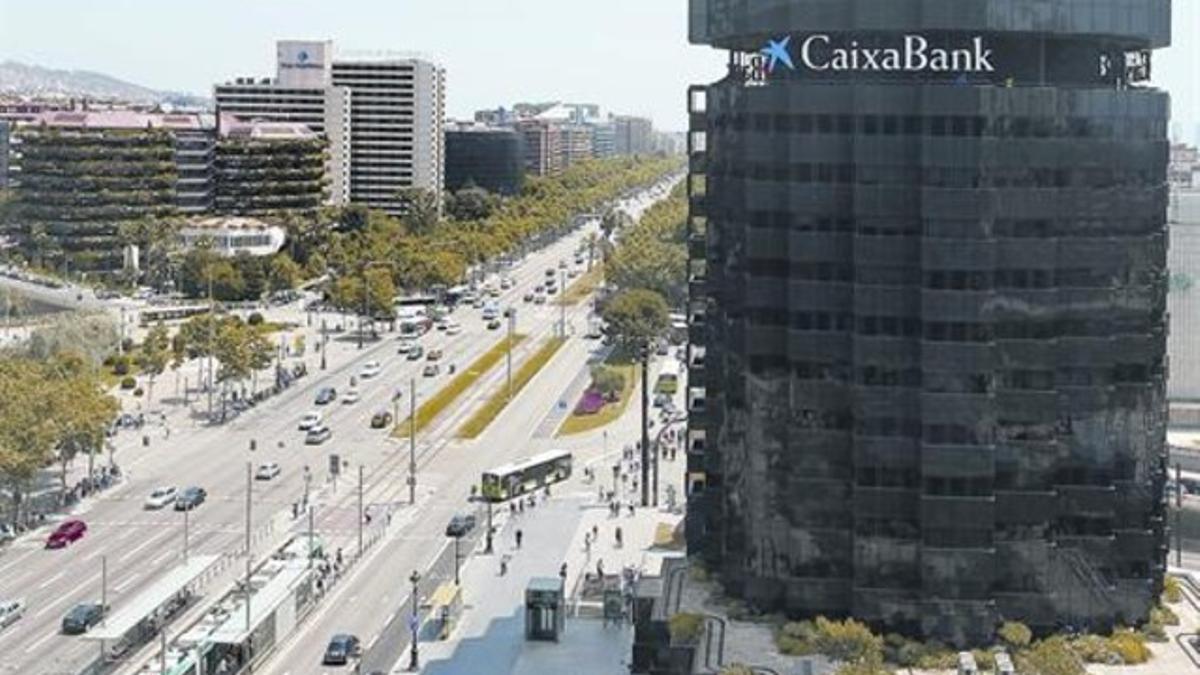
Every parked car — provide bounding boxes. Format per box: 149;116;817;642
423;364;441;377
306;425;333;445
61;602;106;635
370;411;394;429
427;349;443;361
255;463;281;481
46;520;87;549
360;361;383;379
445;513;477;537
299;412;323;431
342;388;361;405
446;322;462;336
144;486;178;510
534;295;547;305
322;633;361;666
0;523;16;545
523;293;534;303
0;599;24;630
396;341;417;354
175;487;207;511
487;319;502;330
315;387;337;405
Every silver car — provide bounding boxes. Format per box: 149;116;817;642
0;599;26;630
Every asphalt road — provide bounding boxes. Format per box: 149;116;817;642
248;186;679;675
0;184;678;675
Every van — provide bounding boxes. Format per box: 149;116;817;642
956;651;977;675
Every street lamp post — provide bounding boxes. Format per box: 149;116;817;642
506;310;516;400
408;570;421;671
409;378;417;505
640;346;651;507
485;498;494;554
453;535;461;585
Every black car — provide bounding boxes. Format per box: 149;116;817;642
174;487;207;511
487;319;502;330
322;633;361;665
370;411;394;429
315;387;337;405
445;513;477;537
62;603;105;635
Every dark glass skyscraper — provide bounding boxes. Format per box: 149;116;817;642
686;0;1171;644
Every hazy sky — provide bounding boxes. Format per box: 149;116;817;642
0;0;1196;137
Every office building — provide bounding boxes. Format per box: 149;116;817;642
592;121;616;158
5;111;213;272
215;40;445;214
1168;193;1200;405
613;115;654;156
445;123;524;195
559;124;595;168
515;119;561;177
213;115;327;217
214;41;350;205
332;54;445;213
686;0;1171;644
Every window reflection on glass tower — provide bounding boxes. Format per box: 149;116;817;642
685;0;1171;644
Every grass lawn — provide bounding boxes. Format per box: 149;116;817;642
456;336;568;439
394;334;527;436
557;356;638;436
557;264;604;306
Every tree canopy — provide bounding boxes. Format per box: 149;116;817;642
600;288;671;354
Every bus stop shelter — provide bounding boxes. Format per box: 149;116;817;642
84;555;219;658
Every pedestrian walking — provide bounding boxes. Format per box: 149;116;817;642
629;503;636;516
592;524;599;540
615;526;623;548
516;529;523;549
560;562;568;582
596;559;605;579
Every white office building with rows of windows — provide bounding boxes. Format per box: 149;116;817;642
214;40;445;215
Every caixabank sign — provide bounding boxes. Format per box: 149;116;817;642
763;34;994;74
732;32;1150;87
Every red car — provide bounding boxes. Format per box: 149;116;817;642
46;520;87;549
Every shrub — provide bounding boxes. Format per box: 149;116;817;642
971;649;995;671
997;621;1033;649
112;356;131;376
1070;634;1118;664
811;617;884;664
1107;628;1152;664
668;612;704;645
102;354;116;367
1163;575;1182;604
247;312;265;326
132;387;144;397
121;337;134;353
1150;603;1179;627
120;376;136;390
590;364;625;398
719;666;754;675
833;661;893;675
1018;636;1085;675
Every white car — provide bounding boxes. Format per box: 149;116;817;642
446;322;462;336
396;341;416;354
342;388;361;404
299;412;322;431
360;361;383;379
0;599;25;630
255;462;281;481
144;486;177;510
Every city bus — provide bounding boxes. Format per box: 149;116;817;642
655;360;681;395
480;450;573;502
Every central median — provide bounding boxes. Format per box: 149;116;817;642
393;333;526;436
456;336;568;439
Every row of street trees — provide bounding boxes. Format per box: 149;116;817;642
0;354;119;525
174;313;275;414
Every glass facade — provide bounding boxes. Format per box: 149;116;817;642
687;0;1171;644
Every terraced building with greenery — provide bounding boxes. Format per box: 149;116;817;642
4;111;200;273
213;116;328;217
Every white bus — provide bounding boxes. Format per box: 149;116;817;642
481;450;573;502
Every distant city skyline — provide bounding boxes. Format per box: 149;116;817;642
0;1;1195;136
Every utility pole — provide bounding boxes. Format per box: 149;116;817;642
358;464;365;557
409;378;417;505
559;270;567;336
640;347;650;507
100;555;108;623
485;500;494;554
453;535;461;585
308;505;316;569
245;461;252;631
408;570;421;671
206;269;216;419
183;508;190;564
1177;462;1183;569
506;310;515;400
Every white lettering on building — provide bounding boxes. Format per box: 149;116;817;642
798;35;995;73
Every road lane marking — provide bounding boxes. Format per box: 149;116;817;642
150;549;173;567
36;570;65;590
23;630;55;654
118;536;160;563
